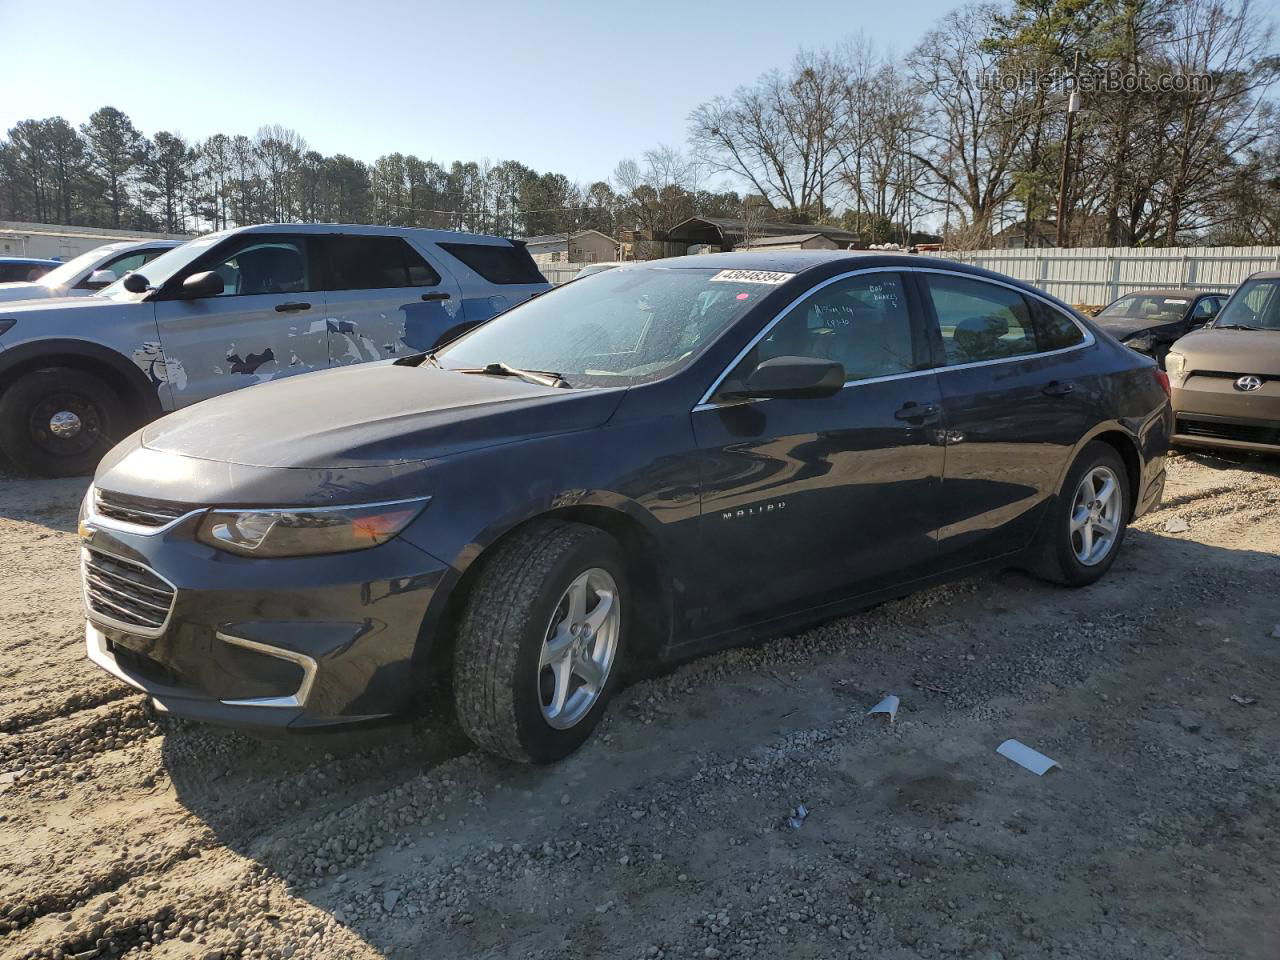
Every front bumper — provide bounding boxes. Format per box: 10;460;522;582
80;509;451;730
1172;376;1280;452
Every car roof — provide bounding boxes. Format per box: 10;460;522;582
228;222;517;245
1109;288;1211;301
92;239;183;254
0;256;60;265
634;250;1068;302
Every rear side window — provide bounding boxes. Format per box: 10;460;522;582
924;274;1038;364
1032;301;1086;350
320;236;441;290
438;241;545;285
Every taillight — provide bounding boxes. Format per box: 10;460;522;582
1154;369;1170;398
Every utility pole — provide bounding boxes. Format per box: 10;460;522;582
1055;49;1082;249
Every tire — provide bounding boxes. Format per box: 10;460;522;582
1027;441;1130;587
452;521;628;763
0;367;127;477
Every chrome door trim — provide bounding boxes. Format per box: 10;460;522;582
692;264;1095;412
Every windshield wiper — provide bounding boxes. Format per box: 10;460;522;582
460;362;570;388
1213;323;1261;330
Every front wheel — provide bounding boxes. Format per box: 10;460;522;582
452;521;627;763
0;367;127;477
1027;441;1129;587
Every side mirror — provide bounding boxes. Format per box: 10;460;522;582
178;270;224;299
122;272;150;293
720;356;846;401
85;269;117;288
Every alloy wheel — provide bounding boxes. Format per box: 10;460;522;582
537;567;620;730
1070;465;1122;566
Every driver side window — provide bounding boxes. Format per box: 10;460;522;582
751;272;916;382
208;238;312;297
1193;296;1220;320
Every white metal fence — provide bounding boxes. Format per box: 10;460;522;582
539;263;588;285
923;246;1280;305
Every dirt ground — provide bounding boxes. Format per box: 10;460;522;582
2;450;1279;960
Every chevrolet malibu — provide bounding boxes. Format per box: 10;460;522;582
81;252;1172;763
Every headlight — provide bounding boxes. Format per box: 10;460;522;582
196;497;429;557
1165;352;1186;378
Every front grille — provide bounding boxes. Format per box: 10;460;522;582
110;644;183;687
93;488;189;528
1176;416;1280;446
82;548;176;632
1190;370;1276;383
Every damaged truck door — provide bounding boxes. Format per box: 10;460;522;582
317;234;463;363
153;234;329;408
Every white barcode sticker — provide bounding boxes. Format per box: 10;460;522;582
709;269;794;285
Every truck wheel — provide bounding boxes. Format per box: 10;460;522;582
0;367;126;477
453;521;627;763
1027;441;1129;587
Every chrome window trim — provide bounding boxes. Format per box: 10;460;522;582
85;485;206;536
217;632;318;709
80;546;177;639
692;265;1095;411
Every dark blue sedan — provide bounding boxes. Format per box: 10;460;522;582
81;252;1172;762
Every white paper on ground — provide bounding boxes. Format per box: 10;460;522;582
867;695;900;722
996;739;1061;776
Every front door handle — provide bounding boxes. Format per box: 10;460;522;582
275;301;311;313
421;292;451;302
894;401;941;423
1043;379;1078;397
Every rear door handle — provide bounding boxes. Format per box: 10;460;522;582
894;401;941;423
1043;380;1078;397
421;292;451;302
275;301;311;313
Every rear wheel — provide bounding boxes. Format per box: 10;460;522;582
1027;441;1129;587
452;521;627;763
0;367;127;477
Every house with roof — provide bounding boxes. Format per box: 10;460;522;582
732;232;841;252
521;229;618;267
666;217;858;253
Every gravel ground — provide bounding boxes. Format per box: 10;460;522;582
1;451;1279;960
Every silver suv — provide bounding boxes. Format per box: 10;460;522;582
0;239;180;304
0;224;548;476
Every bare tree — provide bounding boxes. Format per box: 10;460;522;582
689;49;847;220
907;4;1041;246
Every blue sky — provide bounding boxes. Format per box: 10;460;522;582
0;0;961;186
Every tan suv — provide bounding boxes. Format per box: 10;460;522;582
1167;271;1280;451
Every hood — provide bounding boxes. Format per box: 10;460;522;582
140;362;627;469
1170;327;1280;375
0;293;121;316
0;281;59;304
1093;315;1178;340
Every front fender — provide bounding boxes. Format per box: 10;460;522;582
0;336;165;417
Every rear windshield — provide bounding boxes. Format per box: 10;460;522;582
1099;294;1191;322
438;241;545;285
436;266;774;387
1215;279;1280;330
